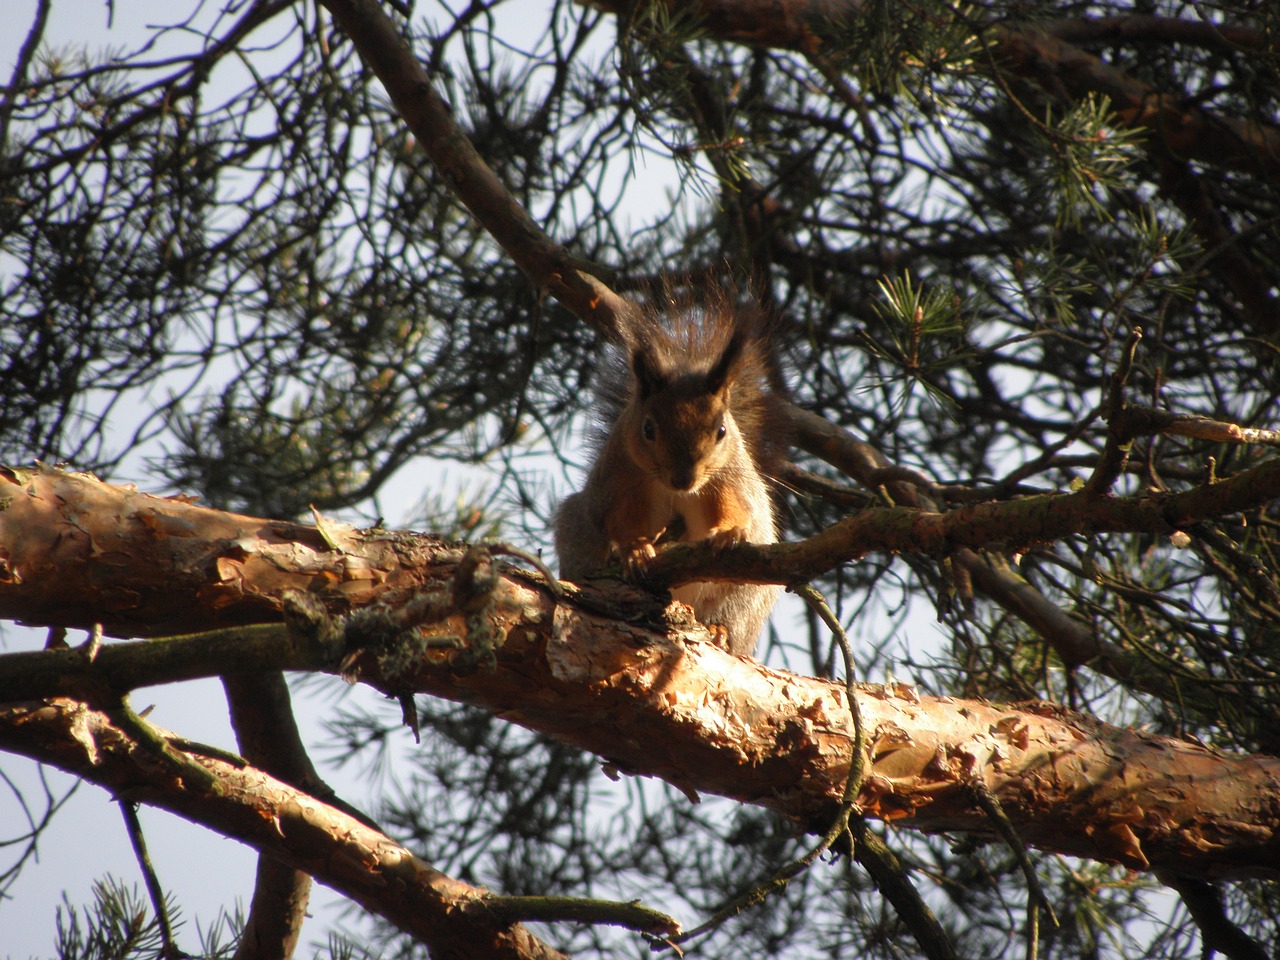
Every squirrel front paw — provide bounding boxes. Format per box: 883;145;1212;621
706;525;747;552
614;537;658;578
704;622;732;649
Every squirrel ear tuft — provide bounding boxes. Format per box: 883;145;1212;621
632;348;667;399
706;328;746;394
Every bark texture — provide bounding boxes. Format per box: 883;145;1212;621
2;465;1278;880
0;699;568;960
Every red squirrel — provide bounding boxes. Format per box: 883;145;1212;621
554;299;783;656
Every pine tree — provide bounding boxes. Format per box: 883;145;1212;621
3;1;1279;957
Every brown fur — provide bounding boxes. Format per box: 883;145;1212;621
554;295;785;657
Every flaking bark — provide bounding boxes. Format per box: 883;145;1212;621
2;465;1278;880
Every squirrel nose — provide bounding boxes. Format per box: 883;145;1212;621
670;466;696;491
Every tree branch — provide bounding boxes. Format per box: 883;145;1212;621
0;700;568;960
1046;15;1280;57
778;403;1280;711
1164;877;1270;960
585;0;1280;182
224;671;324;960
2;467;1279;879
587;0;1280;337
313;0;635;344
7;459;1279;646
7;431;1280;721
646;425;1280;593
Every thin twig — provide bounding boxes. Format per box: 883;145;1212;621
671;583;865;948
971;778;1060;960
1086;326;1144;496
118;798;181;958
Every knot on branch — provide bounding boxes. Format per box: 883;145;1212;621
440;544;508;676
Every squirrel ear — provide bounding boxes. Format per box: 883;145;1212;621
632;348;667;399
706;329;746;394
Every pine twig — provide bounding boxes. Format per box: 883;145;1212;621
118;798;182;959
971;778;1060;960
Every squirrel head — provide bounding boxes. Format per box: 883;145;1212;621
625;329;748;493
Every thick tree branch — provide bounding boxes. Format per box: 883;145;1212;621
313;0;635;344
233;856;310;960
6;459;1279;645
1046;15;1280;57
586;0;1280;182
2;467;1279;879
6;431;1279;729
224;672;324;960
0;700;568;960
1164;877;1271;960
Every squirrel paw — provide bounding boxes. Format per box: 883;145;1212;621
705;622;732;649
617;538;658;578
706;526;747;552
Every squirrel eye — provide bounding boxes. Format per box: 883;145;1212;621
642;417;656;442
716;422;727;442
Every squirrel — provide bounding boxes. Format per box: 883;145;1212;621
554;297;784;657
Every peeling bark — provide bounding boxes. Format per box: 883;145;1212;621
388;607;1280;880
5;461;1280;639
1;465;1277;881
